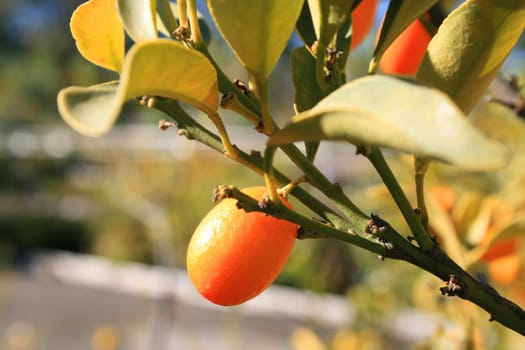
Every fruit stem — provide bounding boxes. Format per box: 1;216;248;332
220;92;261;127
278;175;308;198
279;143;368;227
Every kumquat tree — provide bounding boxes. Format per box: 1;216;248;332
58;0;525;346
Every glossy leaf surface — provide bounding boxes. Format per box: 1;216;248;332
70;0;124;72
58;40;218;137
207;0;303;79
417;0;525;114
268;75;508;170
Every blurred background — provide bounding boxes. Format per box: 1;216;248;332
1;0;525;349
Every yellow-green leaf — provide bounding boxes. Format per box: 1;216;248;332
307;0;355;88
117;0;158;41
207;0;303;79
70;0;124;72
58;40;218;137
291;46;327;113
291;46;327;161
268;75;509;171
417;0;525;114
307;0;354;47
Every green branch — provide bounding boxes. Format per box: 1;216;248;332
154;99;525;336
219;185;388;256
414;157;430;229
366;147;436;251
154;98;345;227
367;214;525;336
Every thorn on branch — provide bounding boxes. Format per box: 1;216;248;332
355;145;371;156
258;194;271;210
212;185;232;202
440;274;462;296
250;150;262;158
325;47;343;72
378;237;394;251
158;119;177;131
365;213;388;235
220;92;235;108
173;25;190;41
254;122;265;133
233;79;252;96
297;226;318;239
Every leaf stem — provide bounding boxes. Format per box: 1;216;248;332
414;157;430;229
279;143;368;229
220;92;261;126
187;0;205;48
366;147;435;251
155;100;525;336
263;146;280;202
177;0;188;28
154;99;343;226
252;77;274;135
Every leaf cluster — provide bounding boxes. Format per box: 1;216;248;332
58;0;525;336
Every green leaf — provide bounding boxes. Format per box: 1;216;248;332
70;0;125;72
371;0;438;71
268;75;509;171
307;0;355;47
296;3;317;47
291;47;327;113
417;0;525;114
58;40;218;137
207;0;303;79
307;0;355;87
117;0;158;41
157;0;179;35
291;46;327;161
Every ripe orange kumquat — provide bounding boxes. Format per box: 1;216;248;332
379;17;432;76
186;186;298;306
350;0;378;50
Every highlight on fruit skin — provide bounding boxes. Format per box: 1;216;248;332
379;17;432;76
186;186;298;306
